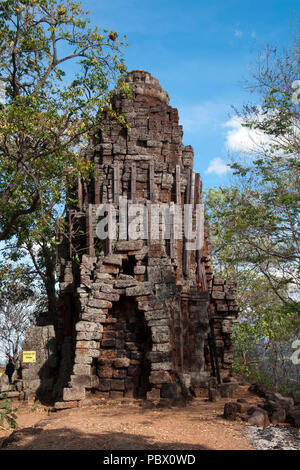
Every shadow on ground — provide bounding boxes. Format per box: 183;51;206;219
1;426;210;451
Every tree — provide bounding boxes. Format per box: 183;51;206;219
0;0;131;323
204;34;300;392
0;266;39;360
208;34;300;309
205;174;299;309
2;234;56;319
0;0;129;242
205;185;300;393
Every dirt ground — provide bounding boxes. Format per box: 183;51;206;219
0;385;266;451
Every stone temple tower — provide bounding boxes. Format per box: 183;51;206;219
18;71;239;407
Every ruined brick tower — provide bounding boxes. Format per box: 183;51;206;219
18;71;239;406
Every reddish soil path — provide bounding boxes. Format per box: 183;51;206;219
0;387;260;450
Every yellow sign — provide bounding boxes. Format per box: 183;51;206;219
22;351;36;363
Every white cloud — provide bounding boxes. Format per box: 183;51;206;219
179;101;228;134
234;29;243;38
223;115;272;154
205;157;230;176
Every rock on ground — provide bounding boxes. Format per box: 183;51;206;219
243;426;300;450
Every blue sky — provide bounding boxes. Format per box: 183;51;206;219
1;1;299;362
82;0;299;188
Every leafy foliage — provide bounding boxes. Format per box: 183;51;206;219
0;0;131;334
204;34;300;392
0;0;129;242
0;393;18;430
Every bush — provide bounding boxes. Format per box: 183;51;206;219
0;393;18;430
233;354;300;399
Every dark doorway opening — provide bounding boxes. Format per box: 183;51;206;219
96;296;152;398
121;255;136;276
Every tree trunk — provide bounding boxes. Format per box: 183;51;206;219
41;244;57;321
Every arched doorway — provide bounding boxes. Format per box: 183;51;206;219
97;296;152;398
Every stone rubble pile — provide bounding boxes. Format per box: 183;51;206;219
222;382;300;429
243;426;300;450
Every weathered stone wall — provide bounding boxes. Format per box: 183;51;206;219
16;70;239;406
52;70;239;406
11;325;58;401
